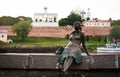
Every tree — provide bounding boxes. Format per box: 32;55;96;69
67;13;82;26
109;25;120;41
86;35;89;41
0;16;20;26
111;20;120;26
0;16;32;26
97;36;101;42
104;36;107;44
59;18;69;26
12;21;32;41
17;16;32;23
86;17;90;21
59;13;82;26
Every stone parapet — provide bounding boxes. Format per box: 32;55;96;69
0;53;119;69
0;53;120;77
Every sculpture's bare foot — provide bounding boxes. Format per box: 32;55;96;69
56;63;63;69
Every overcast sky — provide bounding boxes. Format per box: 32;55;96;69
0;0;120;20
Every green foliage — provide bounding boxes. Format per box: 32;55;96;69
12;21;32;41
97;36;101;42
86;17;90;21
109;25;120;40
8;36;68;46
67;13;82;26
86;35;89;41
0;16;20;26
17;16;33;23
111;20;120;26
0;16;32;26
87;45;97;52
7;36;106;53
59;13;82;26
59;18;69;26
0;40;9;46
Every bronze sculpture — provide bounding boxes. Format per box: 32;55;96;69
56;21;93;76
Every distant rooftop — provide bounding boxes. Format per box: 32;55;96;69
0;30;7;33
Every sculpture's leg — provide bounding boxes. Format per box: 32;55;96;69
62;57;73;74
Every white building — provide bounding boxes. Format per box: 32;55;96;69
0;30;7;42
32;7;58;27
71;6;91;20
83;19;111;27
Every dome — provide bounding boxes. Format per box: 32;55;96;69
75;6;81;12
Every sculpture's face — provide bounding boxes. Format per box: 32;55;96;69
74;24;80;31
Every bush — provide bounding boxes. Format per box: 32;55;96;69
0;40;9;46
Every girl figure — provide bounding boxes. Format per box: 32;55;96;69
56;21;91;75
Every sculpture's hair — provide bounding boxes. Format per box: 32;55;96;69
73;21;82;30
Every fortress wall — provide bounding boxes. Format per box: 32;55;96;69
0;26;111;38
29;26;73;38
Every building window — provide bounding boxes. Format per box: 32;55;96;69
39;19;42;22
49;18;52;22
45;17;48;22
89;23;91;25
95;23;96;25
97;23;99;25
102;23;104;25
2;35;4;38
54;17;56;22
35;19;38;22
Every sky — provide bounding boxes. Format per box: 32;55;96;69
0;0;120;20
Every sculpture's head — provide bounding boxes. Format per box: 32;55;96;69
73;21;82;31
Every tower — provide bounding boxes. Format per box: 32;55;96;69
87;8;91;19
32;7;58;27
44;7;47;22
44;6;47;14
75;6;81;15
80;10;86;19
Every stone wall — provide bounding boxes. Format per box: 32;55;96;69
0;46;120;77
0;26;111;38
0;52;120;77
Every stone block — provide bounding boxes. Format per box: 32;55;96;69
91;55;118;69
29;54;90;70
0;53;29;69
28;70;59;77
118;55;120;68
0;70;27;77
71;56;91;69
29;54;58;69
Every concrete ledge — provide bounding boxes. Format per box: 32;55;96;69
0;53;29;69
0;53;120;70
91;55;119;69
29;54;58;69
118;56;120;68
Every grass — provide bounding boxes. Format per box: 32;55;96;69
2;36;106;52
8;36;68;46
0;40;9;46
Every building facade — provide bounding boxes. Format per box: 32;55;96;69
0;30;7;42
83;19;111;27
32;7;58;27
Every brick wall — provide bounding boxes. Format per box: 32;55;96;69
0;26;111;38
